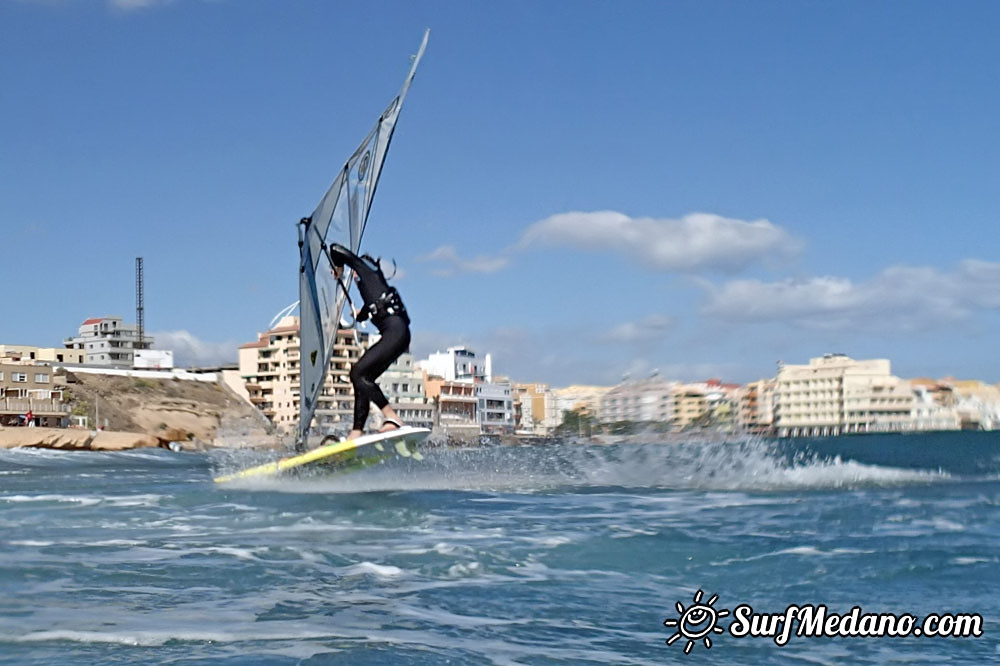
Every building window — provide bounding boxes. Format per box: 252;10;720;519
13;373;27;382
34;373;50;383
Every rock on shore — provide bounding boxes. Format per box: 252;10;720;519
0;427;161;451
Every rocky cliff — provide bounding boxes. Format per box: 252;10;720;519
0;371;276;451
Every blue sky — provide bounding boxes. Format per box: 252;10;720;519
3;0;1000;386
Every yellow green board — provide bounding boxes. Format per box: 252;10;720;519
213;427;430;484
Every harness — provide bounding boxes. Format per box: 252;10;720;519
326;245;408;328
366;287;409;327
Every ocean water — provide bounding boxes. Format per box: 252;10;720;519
1;431;997;665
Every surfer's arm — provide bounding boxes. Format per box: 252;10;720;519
328;243;363;273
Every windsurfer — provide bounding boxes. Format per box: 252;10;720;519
329;242;411;439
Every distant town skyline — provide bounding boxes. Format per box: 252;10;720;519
5;1;1000;386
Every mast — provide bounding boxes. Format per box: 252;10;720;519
135;257;145;351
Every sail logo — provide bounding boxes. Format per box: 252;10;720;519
357;150;371;180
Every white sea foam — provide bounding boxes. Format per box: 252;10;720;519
101;494;164;508
446;561;482;578
712;545;873;566
202;546;268;561
931;517;966;532
951;556;995;565
343;561;404;577
7;627;341;647
521;535;574;547
0;494;102;506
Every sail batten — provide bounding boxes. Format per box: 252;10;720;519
297;30;428;446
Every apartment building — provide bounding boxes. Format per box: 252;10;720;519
418;346;490;382
910;380;962;431
425;376;479;436
64;316;152;367
674;387;709;430
514;383;560;435
0;361;70;427
551;385;610;424
238;316;369;434
376;351;433;429
598;376;676;425
476;381;514;433
775;354;915;437
0;345;85;365
737;379;777;434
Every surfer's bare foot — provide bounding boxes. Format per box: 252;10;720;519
378;418;403;433
347;429;363;440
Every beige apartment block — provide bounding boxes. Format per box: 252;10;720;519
0;362;70;427
551;385;610;421
674;387;708;430
776;354;915;437
513;383;560;435
238;316;369;434
598;376;676;425
424;376;478;436
0;345;85;364
738;379;776;434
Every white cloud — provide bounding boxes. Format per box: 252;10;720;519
701;260;1000;330
616;358;747;384
518;210;801;273
151;330;238;368
17;0;174;10
109;0;172;9
599;314;674;343
418;245;509;276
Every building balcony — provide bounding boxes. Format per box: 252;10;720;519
0;398;70;415
440;393;477;403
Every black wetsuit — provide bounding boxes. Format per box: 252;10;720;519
328;243;411;432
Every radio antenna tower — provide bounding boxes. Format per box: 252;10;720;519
136;257;145;350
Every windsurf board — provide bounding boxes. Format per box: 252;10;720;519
213;426;430;484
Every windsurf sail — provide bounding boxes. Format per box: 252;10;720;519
297;29;428;447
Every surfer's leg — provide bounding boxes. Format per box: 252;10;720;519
349;362;376;434
372;319;411;432
350;325;404;433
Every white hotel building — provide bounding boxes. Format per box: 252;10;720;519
64;316;153;367
774;354;915;437
417;346;515;433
